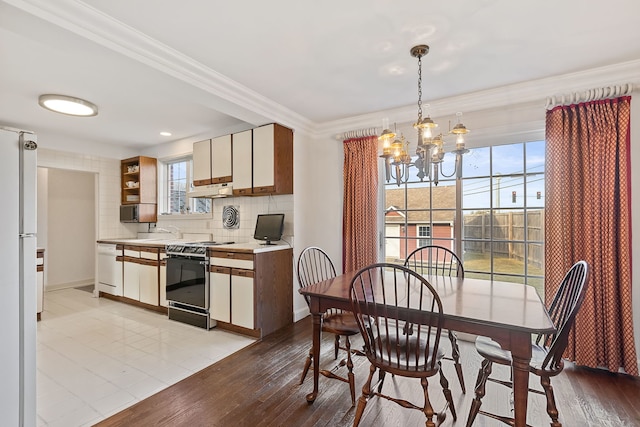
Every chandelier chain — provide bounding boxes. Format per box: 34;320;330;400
417;54;423;122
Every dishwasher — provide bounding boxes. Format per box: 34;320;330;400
97;243;123;296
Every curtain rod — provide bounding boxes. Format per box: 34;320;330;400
545;83;633;110
336;127;379;141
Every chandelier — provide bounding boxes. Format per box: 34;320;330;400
379;45;469;186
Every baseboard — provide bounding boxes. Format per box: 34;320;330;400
294;307;310;323
45;279;93;292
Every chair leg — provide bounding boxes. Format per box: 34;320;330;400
353;364;376;427
334;334;340;360
377;369;386;393
299;346;313;384
438;362;458;423
420;377;437;427
345;336;356;406
448;330;466;393
540;375;562;427
438;361;457;422
466;358;492;427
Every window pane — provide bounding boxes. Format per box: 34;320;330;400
493;242;525;276
527;173;545;208
462;146;490;178
492;143;524;175
462;177;491;209
495;175;524;209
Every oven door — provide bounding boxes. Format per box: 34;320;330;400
166;256;208;310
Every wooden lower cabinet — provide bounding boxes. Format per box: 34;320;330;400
209;248;292;338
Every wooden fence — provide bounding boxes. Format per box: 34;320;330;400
463;210;544;268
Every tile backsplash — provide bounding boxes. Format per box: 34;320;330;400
147;194;294;245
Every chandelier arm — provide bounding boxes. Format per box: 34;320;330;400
438;157;458;178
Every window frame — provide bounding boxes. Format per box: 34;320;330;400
158;156;212;219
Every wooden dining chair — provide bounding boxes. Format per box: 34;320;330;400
465;260;589;427
349;263;457;426
404;245;467;393
297;246;360;405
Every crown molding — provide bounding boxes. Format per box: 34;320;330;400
317;59;640;138
5;0;315;134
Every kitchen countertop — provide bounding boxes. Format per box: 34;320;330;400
96;238;291;253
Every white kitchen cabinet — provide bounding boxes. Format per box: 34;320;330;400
210;267;231;323
192;139;212;186
139;259;159;305
123;257;140;300
211;134;232;184
122;246;159;305
231;129;253;195
232;123;293;196
208;247;292;338
230;269;254;329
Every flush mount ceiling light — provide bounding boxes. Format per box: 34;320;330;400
38;94;98;117
379;45;470;186
160;131;172;136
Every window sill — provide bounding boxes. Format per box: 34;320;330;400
158;212;213;220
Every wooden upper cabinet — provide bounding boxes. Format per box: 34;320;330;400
232;123;293;196
232;129;253;195
121;156;157;205
211;134;232;184
192;139;212;186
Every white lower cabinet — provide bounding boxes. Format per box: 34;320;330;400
123;259;140;300
210;267;231;323
139;260;159;305
230;270;254;329
122;246;159;305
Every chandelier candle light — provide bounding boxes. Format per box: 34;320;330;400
379;45;469;186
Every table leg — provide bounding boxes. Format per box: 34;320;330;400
305;311;322;403
510;333;532;427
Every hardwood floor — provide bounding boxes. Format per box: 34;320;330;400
95;316;640;427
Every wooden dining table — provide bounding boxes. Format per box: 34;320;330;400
299;270;555;427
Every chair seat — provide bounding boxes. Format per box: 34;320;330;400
475;336;561;374
322;312;360;336
373;334;446;373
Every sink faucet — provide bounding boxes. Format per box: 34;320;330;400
153;224;182;239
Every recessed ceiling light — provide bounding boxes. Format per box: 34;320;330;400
160;131;172;136
38;94;98;117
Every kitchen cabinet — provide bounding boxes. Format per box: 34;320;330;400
193;135;233;187
192;139;212;186
231;129;252;195
232;123;293;196
36;249;44;321
211;134;232;184
208;247;292;338
122;245;160;306
121;156;157;222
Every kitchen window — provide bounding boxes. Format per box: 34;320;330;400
163;157;211;215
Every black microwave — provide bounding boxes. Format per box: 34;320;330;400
120;204;139;222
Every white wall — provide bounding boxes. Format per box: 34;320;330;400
45;169;95;289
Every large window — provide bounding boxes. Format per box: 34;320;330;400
164;158;210;215
383;140;545;295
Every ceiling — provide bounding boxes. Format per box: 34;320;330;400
1;0;639;152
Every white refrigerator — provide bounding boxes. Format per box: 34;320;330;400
0;127;37;426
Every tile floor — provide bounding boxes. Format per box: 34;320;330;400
36;287;255;427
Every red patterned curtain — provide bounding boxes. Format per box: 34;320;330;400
545;96;637;375
343;136;378;273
